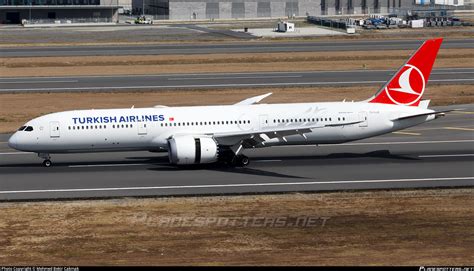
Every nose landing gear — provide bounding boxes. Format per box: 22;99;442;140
42;159;52;167
38;153;52;167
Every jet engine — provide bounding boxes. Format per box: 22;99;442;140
167;135;218;165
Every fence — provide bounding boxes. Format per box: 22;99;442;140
307;16;348;29
24;16;113;24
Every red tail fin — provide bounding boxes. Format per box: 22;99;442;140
368;38;443;106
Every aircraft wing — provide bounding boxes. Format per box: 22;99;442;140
234;92;272;105
210;120;363;147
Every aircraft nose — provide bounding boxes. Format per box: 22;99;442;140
8;133;18;149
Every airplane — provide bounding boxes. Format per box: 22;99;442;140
8;38;450;167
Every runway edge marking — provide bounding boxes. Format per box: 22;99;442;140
0;177;472;195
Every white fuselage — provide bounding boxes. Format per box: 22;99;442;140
8;101;434;154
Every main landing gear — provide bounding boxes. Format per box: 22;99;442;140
233;154;250;167
218;148;250;167
38;153;52;167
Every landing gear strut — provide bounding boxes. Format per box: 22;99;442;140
38;153;52;167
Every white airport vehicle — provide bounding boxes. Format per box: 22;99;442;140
410;19;425;28
9;38;449;167
276;21;295;32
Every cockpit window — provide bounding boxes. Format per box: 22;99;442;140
18;126;26;131
24;126;34;132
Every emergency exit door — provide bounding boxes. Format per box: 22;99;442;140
359;111;368;127
50;121;60;138
138;123;147;135
259;115;269;130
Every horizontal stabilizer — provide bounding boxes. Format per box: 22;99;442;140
392;109;455;121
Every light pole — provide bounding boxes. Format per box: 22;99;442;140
142;0;145;16
28;0;31;23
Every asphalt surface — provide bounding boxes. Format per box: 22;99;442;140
2;38;473;57
0;104;472;201
1;68;473;92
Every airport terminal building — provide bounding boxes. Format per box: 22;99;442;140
1;0;467;23
0;0;121;24
133;0;418;20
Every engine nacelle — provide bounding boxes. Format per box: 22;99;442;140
168;135;218;165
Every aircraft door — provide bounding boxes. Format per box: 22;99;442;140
138;122;147;135
359;111;368;127
50;121;60;138
259;115;269;130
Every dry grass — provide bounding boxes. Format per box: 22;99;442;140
1;49;472;77
0;188;473;265
1;25;472;47
0;84;472;133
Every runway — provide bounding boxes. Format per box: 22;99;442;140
1;68;473;92
0;104;473;201
2;38;473;58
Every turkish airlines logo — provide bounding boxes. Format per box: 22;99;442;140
385;64;425;106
